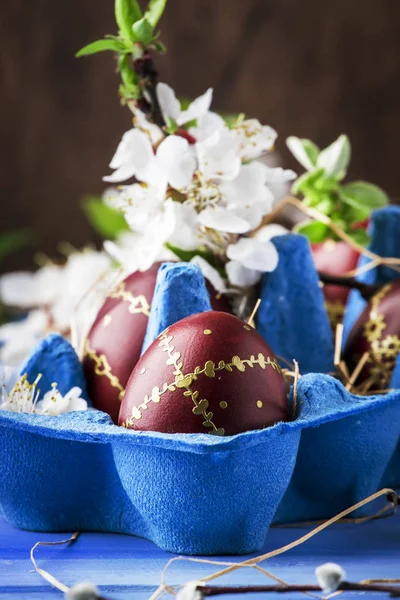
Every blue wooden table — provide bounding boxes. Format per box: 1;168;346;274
0;511;399;599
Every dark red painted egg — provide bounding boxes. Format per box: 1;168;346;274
82;264;160;422
343;279;400;391
83;265;232;422
119;312;288;435
312;241;360;326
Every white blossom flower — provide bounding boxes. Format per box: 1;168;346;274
36;385;87;416
176;581;205;600
233;119;277;161
102;186;120;205
225;260;262;288
0;373;42;413
220;161;275;230
99;81;290;287
0;373;87;416
103;128;157;184
196;128;241;182
189;111;226;142
197;206;251;234
132;108;164;145
50;251;112;331
169;203;203;251
0;310;48;368
0;249;111;336
225;236;279;287
262;165;297;203
254;223;288;242
111;183;166;233
315;563;345;593
156;82;213;128
105;199;180;272
156;135;197;190
0;265;63;309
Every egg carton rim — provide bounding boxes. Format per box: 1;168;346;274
0;373;398;453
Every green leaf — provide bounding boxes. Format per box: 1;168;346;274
165;117;178;133
182;118;198;130
0;230;34;262
83;196;130;240
286;137;320;171
115;0;143;41
165;243;227;277
165;244;200;263
342;203;370;225
132;17;154;44
347;228;370;247
314;176;339;193
145;0;167;28
76;39;126;58
294;220;329;243
340;181;389;212
314;195;335;215
291;168;325;195
317;134;351;179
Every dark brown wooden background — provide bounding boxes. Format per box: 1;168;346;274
1;0;400;272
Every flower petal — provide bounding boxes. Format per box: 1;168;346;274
189;111;225;142
198;207;251;233
190;255;226;293
157;135;197;190
178;88;213;126
169;203;201;251
234;119;277;161
225;261;262;287
104;129;155;183
254;224;288;242
133;109;164;145
103;164;138;183
0;266;63;308
156;82;181;123
222;161;274;209
263;166;297;202
196;128;241;181
227;237;279;272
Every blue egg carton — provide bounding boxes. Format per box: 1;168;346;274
0;211;399;556
0;374;399;555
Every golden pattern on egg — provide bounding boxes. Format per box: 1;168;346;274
84;339;125;400
108;282;151;317
362;283;400;389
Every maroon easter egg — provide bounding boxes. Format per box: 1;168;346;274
119;312;288;435
343;279;400;391
82;264;160;422
312;241;360;327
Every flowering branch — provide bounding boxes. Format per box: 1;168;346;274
132;52;165;126
178;565;400;599
76;0;167;106
196;582;400;596
318;271;382;301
